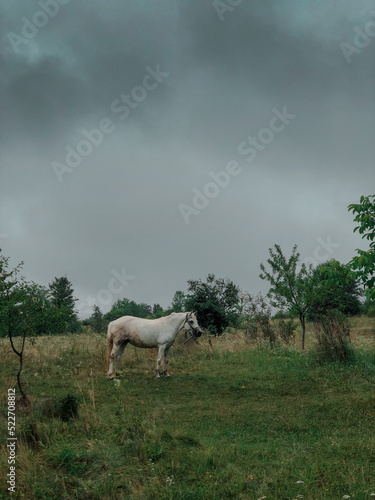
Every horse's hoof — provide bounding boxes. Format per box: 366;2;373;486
163;372;170;377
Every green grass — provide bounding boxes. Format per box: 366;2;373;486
1;319;375;499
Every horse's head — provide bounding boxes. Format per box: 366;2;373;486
185;312;203;337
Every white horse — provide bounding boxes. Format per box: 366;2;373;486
107;312;203;379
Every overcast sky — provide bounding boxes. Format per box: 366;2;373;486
1;0;374;316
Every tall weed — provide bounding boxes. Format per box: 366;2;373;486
313;311;354;363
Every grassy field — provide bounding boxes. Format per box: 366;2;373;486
1;317;375;499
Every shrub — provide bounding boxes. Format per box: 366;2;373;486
58;394;79;422
241;293;277;346
277;319;295;344
313;310;354;363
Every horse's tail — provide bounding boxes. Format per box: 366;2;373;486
107;322;114;372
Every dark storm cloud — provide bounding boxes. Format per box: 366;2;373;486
1;0;374;314
1;1;178;143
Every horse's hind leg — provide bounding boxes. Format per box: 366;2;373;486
110;341;128;378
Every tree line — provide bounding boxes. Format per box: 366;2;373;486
1;194;374;349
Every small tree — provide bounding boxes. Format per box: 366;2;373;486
49;276;80;332
89;305;106;333
49;276;76;308
0;252;33;406
260;244;314;349
152;303;163;315
138;302;152;317
348;194;375;299
185;274;240;335
170;291;186;312
309;259;361;319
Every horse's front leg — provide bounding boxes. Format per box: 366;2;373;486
155;345;166;378
163;347;171;377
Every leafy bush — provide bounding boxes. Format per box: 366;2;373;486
308;259;361;320
185;274;241;335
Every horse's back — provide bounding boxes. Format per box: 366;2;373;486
110;315;162;347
